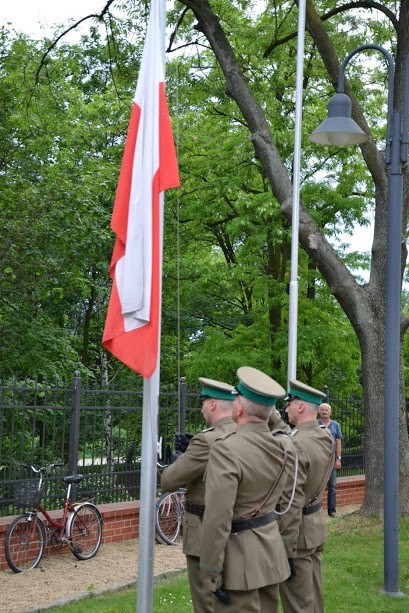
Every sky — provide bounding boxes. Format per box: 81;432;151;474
0;0;105;38
1;0;374;261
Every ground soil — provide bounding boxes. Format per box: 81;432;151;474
0;505;360;613
0;539;187;612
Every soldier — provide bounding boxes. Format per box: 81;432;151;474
160;377;236;613
278;379;335;613
200;366;297;612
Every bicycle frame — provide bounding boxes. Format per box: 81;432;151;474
32;470;87;542
37;487;76;536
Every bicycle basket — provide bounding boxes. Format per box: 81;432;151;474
14;482;43;508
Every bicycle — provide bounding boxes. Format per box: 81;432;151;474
155;487;186;546
4;463;103;573
155;461;186;546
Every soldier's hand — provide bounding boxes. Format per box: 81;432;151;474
170;451;182;464
288;558;296;580
174;432;193;453
268;408;282;428
214;586;231;605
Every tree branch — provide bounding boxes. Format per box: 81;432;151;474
264;1;398;58
35;0;116;84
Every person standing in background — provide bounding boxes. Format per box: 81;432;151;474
318;402;342;517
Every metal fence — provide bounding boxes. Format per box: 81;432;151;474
0;373;368;517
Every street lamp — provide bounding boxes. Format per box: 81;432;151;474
310;43;406;597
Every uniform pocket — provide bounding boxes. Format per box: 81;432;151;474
183;512;201;556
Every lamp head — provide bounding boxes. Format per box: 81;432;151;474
309;92;368;146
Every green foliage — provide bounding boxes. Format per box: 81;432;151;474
0;2;383;393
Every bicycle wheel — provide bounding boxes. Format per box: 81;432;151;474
5;513;46;573
155;490;185;546
68;503;103;560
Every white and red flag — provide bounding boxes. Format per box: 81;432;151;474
102;0;179;378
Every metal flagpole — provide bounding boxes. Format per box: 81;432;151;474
287;0;307;383
137;4;166;610
137;372;159;612
137;195;165;613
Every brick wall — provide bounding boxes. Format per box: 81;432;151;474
322;475;366;510
0;476;365;571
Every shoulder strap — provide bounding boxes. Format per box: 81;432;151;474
250;449;288;518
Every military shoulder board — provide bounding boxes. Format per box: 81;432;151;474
215;430;236;441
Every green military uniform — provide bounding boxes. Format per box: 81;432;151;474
200;367;297;613
278;380;335;613
161;378;236;613
269;407;292;434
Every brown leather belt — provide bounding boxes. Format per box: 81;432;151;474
185;502;205;517
231;512;276;534
302;502;322;515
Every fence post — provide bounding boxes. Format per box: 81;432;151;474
69;371;81;499
179;376;186;433
323;385;329;403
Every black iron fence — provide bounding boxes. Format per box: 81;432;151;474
0;373;379;517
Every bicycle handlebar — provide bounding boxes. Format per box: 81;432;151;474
20;462;65;474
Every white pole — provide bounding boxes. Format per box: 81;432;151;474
137;4;166;607
287;0;307;384
137;374;159;612
136;189;165;612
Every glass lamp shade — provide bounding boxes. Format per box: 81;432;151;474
309;92;368;146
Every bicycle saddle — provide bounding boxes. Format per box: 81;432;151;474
63;474;84;484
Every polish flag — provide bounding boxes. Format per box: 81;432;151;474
102;0;179;378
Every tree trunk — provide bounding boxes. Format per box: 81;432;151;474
179;0;409;514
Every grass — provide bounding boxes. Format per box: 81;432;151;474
47;514;408;612
45;575;192;612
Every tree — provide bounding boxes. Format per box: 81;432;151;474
2;2;408;514
0;22;142;379
172;0;409;515
162;37;361;390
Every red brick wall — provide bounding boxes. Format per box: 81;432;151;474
321;475;366;510
0;476;365;571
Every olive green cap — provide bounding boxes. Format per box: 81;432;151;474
285;379;326;406
198;377;235;401
234;366;286;406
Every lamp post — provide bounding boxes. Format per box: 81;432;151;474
309;44;407;597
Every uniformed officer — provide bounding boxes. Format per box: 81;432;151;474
278;379;335;613
200;367;297;612
161;377;236;613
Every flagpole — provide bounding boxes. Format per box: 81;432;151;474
137;371;159;612
137;194;165;613
137;2;166;608
287;0;306;384
101;0;179;606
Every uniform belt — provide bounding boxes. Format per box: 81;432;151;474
231;512;276;534
302;502;322;515
185;502;205;517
